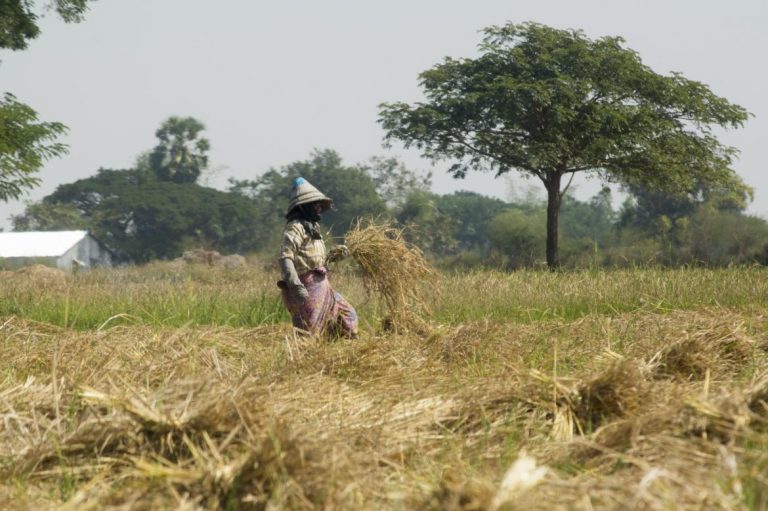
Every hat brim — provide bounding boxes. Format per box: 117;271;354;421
287;198;333;215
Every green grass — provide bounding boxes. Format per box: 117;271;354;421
2;264;766;330
0;265;290;329
435;266;768;323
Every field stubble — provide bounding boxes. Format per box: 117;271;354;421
0;264;767;509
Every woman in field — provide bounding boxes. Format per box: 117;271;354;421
277;177;358;338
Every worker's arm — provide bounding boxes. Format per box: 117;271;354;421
279;257;309;302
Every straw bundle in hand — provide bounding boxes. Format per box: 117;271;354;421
344;220;438;333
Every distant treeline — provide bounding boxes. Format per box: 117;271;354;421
5;18;763;270
12;118;768;268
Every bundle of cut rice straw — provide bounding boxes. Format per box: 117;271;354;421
345;220;439;333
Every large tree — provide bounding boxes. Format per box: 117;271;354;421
10;200;85;231
1;0;95;200
379;22;750;268
149;116;210;184
42;168;264;262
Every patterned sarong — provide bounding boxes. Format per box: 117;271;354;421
281;267;358;338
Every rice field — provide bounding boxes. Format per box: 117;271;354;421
1;262;767;510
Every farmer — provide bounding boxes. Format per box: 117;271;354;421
277;177;358;338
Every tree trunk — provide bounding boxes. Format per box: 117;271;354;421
545;171;562;270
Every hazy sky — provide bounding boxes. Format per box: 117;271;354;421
1;0;766;229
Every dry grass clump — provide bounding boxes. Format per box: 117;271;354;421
0;319;481;509
0;374;363;509
747;376;768;417
2;267;768;510
650;318;756;381
572;359;650;431
522;358;653;443
420;468;497;511
345;220;438;333
678;373;768;442
424;320;536;367
4;264;67;289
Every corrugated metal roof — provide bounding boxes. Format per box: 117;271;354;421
0;231;90;258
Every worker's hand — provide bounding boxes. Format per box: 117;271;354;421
292;284;309;304
327;244;350;263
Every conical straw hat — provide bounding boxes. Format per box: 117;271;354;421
287;177;333;215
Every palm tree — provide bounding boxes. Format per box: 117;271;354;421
149;116;210;184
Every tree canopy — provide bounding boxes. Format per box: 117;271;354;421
149;116;210;184
435;191;508;251
0;93;68;201
0;0;93;50
357;156;432;208
395;190;457;256
42;168;263;262
1;0;95;201
11;116;257;262
11;200;85;231
379;21;751;268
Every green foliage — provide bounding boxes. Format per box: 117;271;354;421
149;116;210;184
44;169;264;262
379;21;750;267
0;0;39;50
51;0;92;23
229;149;387;239
435;191;508;251
560;188;616;246
1;1;93;200
620;176;753;236
357;156;432;207
614;176;767;266
0;0;92;50
13;115;265;262
0;93;68;201
395;190;457;256
488;208;546;268
686;207;768;265
11;201;86;231
479;188;617;268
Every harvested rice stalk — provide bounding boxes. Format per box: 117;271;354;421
574;359;649;430
529;359;650;438
345;220;439;333
650;324;755;381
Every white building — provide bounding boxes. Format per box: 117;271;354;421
0;231;113;271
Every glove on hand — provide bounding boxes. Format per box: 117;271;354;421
327;244;350;263
292;284;309;303
279;257;309;304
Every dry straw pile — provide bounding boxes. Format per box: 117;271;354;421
344;220;439;333
2;264;768;510
3;307;767;510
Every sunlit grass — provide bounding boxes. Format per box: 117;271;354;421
434;266;768;323
1;262;767;509
1;263;765;330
